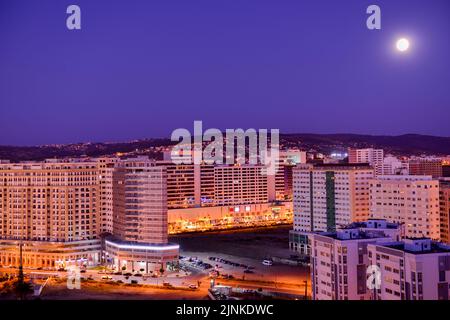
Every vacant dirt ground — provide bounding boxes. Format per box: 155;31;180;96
41;279;208;300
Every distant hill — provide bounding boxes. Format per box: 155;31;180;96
280;133;450;155
0;134;448;162
0;139;173;162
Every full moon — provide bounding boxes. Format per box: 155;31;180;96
396;38;410;52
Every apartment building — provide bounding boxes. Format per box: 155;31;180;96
290;163;374;254
160;148;304;206
97;157;118;234
105;157;179;272
440;179;450;243
0;157;179;272
409;158;443;178
308;220;402;300
382;155;409;175
271;150;307;201
0;160;103;268
370;175;440;240
214;164;268;206
154;159;294;232
368;238;450;300
348;148;384;176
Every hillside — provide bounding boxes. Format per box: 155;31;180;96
0;134;448;162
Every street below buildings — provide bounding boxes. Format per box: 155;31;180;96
1;225;310;300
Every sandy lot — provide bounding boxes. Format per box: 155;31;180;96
41;279;208;300
171;226;310;287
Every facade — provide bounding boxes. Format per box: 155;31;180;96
348;148;384;176
105;157;179;272
154;159;299;233
214;165;268;206
169;202;292;233
97;157;118;235
370;175;440;240
308;220;402;300
0;160;103;268
283;164;295;201
0;157;179;271
409;158;443;178
382;155;409;175
291;164;374;254
444;165;450;178
155;162;215;209
368;239;450;300
273;150;307;201
440;179;450;243
158;149;304;207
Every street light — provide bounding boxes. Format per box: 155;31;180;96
303;280;308;300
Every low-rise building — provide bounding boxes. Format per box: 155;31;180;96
368;238;450;300
308;220;402;300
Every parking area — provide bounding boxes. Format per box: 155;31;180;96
171;226;310;286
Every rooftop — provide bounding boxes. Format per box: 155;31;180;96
314;228;390;241
377;239;450;255
342;219;400;230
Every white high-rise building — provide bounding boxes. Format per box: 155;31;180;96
290;164;374;254
279;149;307;165
382;155;409;175
369;175;440;240
106;157;179;272
348;148;384;176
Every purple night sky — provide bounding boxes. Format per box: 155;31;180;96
0;0;449;145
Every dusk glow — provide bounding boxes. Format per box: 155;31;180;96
0;0;449;145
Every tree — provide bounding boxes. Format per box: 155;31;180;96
12;278;33;300
12;240;33;300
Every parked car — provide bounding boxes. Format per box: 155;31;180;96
188;284;198;289
101;275;112;280
262;259;273;266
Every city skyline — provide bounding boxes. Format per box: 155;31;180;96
1;0;450;304
1;0;450;146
